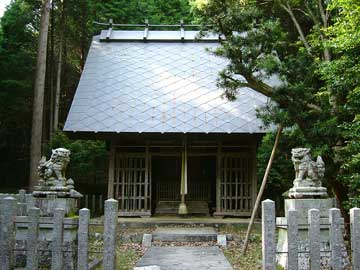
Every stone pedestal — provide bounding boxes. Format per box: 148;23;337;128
15;216;78;270
178;202;188;215
284;198;334;220
32;196;79;217
276;198;349;269
288;186;328;198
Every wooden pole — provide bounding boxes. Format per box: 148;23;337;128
107;142;115;199
178;137;188;215
242;124;283;255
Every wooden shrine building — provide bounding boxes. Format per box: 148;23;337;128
64;25;272;217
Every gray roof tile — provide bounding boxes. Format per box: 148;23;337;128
64;31;271;134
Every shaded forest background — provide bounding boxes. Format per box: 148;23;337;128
0;0;359;216
0;0;193;193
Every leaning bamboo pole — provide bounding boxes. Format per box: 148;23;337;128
242;124;283;255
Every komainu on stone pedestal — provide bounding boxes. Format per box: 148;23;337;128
33;148;82;199
288;148;328;198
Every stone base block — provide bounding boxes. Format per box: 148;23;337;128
288;186;328;198
178;203;188;215
152;227;217;242
118;211;152;218
284;198;335;221
33;197;78;217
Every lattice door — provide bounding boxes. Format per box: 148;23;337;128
220;154;253;213
114;154;151;213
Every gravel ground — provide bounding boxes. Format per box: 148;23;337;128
219;226;262;270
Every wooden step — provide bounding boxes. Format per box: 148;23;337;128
155;201;210;215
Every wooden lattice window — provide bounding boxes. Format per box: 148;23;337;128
114;154;151;213
220;154;253;213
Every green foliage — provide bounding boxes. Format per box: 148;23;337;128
0;0;193;190
257;127;307;202
92;0;192;24
321;0;360;209
48;131;107;181
0;0;39;189
192;0;360;211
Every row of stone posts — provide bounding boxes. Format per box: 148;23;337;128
261;148;360;270
262;199;360;270
0;196;119;270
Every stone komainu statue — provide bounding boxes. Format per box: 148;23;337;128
291;148;325;187
38;148;70;181
288;148;327;198
34;147;81;198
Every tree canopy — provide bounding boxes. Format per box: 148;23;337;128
0;0;192;191
192;0;360;213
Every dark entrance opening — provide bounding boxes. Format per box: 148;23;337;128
151;156;181;214
151;155;216;215
188;156;216;213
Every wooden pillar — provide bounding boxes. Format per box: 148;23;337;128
144;146;149;211
251;142;258;209
178;138;188;215
216;143;222;213
107;141;115;199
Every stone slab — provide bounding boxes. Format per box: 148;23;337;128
134;266;161;270
142;234;152;248
152;227;217;242
217;234;227;247
136;247;233;270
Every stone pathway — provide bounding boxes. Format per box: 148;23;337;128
135;246;233;270
136;227;233;270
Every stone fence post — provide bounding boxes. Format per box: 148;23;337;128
0;197;17;270
262;199;276;270
308;209;320;270
26;207;40;270
52;208;65;270
329;208;342;270
287;209;298;270
77;208;90;270
17;189;27;216
103;199;118;270
350;208;360;270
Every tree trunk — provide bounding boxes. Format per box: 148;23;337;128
49;0;55;139
29;0;51;190
54;41;62;131
54;0;65;131
280;2;311;55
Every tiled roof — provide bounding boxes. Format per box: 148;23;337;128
64;31;271;134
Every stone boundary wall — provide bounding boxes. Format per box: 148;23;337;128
0;195;118;270
0;189;35;215
262;199;360;270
